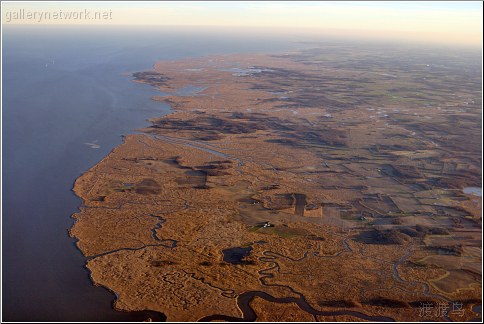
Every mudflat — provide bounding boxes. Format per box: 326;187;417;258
70;46;481;321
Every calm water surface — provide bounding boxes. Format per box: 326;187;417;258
463;187;483;197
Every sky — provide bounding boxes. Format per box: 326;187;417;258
2;1;482;47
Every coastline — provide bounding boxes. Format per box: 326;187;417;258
69;49;481;321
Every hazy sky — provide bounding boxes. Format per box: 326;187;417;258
2;1;482;46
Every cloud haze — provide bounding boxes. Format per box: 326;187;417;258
2;1;482;47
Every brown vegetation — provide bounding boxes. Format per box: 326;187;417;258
71;48;481;321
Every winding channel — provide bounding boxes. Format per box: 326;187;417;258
199;235;396;321
142;132;444;322
199;290;395;322
114;118;462;321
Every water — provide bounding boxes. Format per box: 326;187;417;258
222;247;253;264
2;25;307;321
463;187;482;197
174;85;207;96
470;304;482;321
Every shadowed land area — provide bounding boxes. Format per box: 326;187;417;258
71;45;482;321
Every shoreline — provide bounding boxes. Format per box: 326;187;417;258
67;74;176;321
69;48;481;321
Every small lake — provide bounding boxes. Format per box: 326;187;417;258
222;247;253;264
463;187;482;197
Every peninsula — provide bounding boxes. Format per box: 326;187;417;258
70;46;482;321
